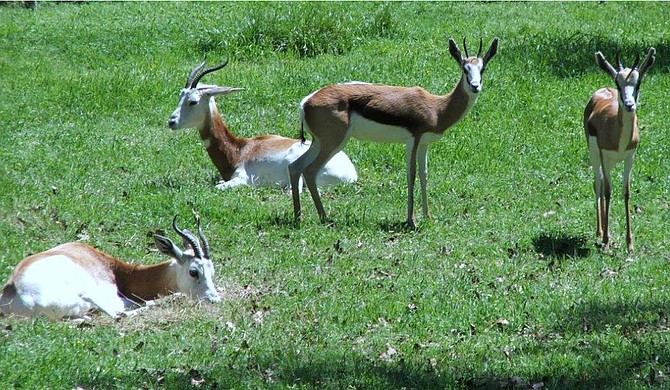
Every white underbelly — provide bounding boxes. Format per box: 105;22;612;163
12;256;120;318
349;112;413;143
348;112;443;145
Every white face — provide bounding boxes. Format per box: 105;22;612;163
154;233;221;303
463;58;484;94
167;87;211;130
615;69;639;112
175;250;220;303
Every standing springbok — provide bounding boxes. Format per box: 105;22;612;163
583;48;655;252
167;60;358;191
288;37;499;228
0;216;220;319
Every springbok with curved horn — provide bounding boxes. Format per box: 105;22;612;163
0;215;220;319
583;48;656;252
288;37;499;228
168;61;358;191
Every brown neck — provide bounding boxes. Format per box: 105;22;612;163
111;260;178;302
436;77;475;131
199;100;246;180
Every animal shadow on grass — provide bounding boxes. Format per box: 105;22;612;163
378;220;418;234
532;232;591;267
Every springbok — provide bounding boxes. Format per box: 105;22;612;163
288;37;499;228
583;47;655;252
0;216;220;319
167;60;358;191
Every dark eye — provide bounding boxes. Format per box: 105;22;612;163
188;100;198;106
189;268;199;278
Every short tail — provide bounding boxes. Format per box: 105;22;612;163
0;283;17;316
297;104;308;144
298;121;306;144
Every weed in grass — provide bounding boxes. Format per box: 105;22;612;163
196;2;398;59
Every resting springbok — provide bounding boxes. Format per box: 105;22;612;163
0;216;220;319
583;48;655;252
167;60;358;191
288;37;499;228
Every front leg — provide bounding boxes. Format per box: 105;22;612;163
623;153;636;253
417;143;430;219
215;167;250;190
404;138;420;229
601;164;613;252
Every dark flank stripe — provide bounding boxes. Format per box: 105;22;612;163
348;97;422;130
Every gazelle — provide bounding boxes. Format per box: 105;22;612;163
583;48;655;252
288;37;499;228
0;216;220;319
167;60;358;191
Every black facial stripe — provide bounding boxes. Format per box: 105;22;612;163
615;81;640;103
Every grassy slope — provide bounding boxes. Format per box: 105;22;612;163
0;2;669;389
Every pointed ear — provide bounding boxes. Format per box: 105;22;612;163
448;38;463;64
638;47;656;79
203;87;244;98
482;37;499;67
153;235;186;264
595;52;617;79
212;87;244;96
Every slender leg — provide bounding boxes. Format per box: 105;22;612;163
594;167;604;239
623;152;636;252
588;137;603;240
597;191;605;240
404;138;420;229
417;143;431;219
600;152;613;251
289;142;319;222
303;134;349;224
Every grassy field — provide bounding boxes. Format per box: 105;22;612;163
1;2;669;389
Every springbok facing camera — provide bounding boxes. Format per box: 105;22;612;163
583;48;655;252
0;216;220;319
288;37;499;228
167;61;358;191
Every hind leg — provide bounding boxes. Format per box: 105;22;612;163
81;285;125;318
303;134;350;223
289;143;318;221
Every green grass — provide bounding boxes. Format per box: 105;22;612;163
1;2;670;389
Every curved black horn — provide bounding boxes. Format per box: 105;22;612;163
190;59;230;88
172;216;204;259
192;211;211;259
616;53;623;71
477;37;483;58
185;61;206;89
631;52;641;70
627;52;641;82
463;37;469;58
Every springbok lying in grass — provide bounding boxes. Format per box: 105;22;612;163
0;216;220;319
288;37;499;228
583;47;655;252
167;60;358;191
